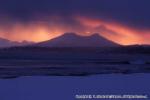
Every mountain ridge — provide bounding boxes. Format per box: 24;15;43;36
0;37;34;47
35;33;120;47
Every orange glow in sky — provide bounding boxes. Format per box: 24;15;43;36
0;16;150;45
76;16;150;45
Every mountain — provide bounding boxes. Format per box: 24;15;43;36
35;33;120;47
0;37;34;47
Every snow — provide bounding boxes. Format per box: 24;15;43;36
129;59;146;65
0;74;149;100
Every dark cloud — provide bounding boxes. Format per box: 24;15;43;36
0;0;150;29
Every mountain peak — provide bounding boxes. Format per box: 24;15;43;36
0;37;34;47
62;33;103;39
90;33;100;37
35;32;120;47
63;32;100;37
61;32;80;38
63;32;77;36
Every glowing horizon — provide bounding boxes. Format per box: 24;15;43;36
0;16;150;45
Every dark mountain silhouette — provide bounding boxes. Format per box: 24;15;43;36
35;33;120;47
0;37;34;47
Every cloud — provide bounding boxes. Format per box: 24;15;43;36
0;0;150;45
0;0;150;28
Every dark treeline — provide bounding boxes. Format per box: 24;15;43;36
0;45;150;54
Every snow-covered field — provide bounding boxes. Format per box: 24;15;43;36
0;47;149;100
0;47;149;78
0;74;149;100
0;53;150;78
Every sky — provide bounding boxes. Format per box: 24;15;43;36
0;0;150;45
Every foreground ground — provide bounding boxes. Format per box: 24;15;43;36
0;47;150;78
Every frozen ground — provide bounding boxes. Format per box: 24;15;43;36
0;47;149;100
0;47;150;78
0;74;149;100
0;58;150;78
